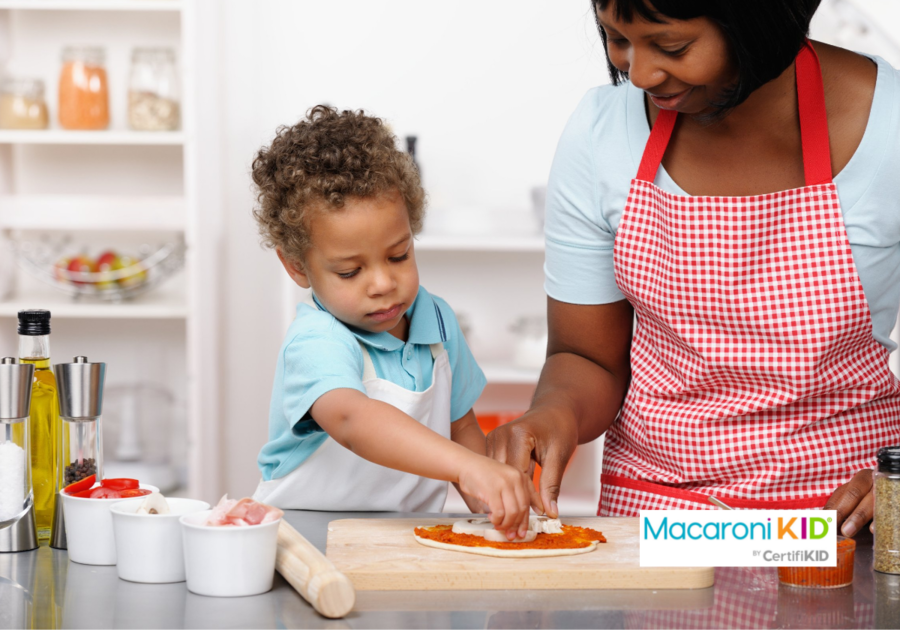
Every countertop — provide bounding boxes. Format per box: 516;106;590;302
1;510;899;629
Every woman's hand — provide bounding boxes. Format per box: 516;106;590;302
486;408;579;519
486;298;634;518
457;455;543;540
823;469;874;537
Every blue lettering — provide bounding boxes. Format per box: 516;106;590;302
703;521;721;540
733;522;748;540
750;522;767;540
670;522;686;540
644;517;668;540
688;522;702;540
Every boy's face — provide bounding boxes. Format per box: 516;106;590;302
278;190;420;340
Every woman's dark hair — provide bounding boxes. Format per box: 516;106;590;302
592;0;823;114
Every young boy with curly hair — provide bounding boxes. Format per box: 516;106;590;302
250;105;539;538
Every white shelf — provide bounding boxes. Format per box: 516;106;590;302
0;284;186;319
0;130;185;145
0;195;185;231
416;233;544;252
481;362;541;385
0;1;181;11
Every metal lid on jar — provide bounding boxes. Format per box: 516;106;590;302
0;78;45;98
877;446;900;474
61;46;105;65
0;357;34;422
54;356;106;420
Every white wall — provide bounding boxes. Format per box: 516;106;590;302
219;0;900;498
218;0;609;497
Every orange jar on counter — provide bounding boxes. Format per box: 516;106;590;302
58;46;109;130
777;536;856;588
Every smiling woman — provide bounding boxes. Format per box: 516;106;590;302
486;0;900;540
593;0;821;116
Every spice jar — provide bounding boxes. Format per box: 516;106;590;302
874;445;900;574
127;48;179;131
58;46;109;130
0;79;49;130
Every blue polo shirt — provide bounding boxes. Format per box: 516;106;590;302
257;286;487;481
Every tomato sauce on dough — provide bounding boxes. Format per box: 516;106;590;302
414;524;606;550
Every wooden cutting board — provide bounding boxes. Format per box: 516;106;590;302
325;517;714;591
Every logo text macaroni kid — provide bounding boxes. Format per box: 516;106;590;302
638;510;838;568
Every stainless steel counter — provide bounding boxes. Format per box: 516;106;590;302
1;510;898;629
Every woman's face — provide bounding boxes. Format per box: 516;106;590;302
597;3;736;115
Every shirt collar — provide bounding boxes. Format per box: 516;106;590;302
311;286;446;351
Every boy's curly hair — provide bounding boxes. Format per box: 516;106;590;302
251;105;425;263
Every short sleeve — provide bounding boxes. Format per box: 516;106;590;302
433;296;487;421
544;87;626;305
282;330;367;436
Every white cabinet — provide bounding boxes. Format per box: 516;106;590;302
0;0;223;501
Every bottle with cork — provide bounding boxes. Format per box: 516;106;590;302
17;310;59;543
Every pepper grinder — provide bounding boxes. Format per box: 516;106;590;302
0;357;37;552
49;356;106;550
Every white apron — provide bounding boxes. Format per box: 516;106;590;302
253;317;452;512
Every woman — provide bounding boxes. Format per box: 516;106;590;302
488;0;900;536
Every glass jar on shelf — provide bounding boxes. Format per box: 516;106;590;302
58;46;109;130
128;48;179;131
0;78;49;130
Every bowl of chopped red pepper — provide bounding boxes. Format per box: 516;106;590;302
61;476;158;566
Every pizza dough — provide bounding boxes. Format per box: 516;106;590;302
413;532;600;558
416;517;603;558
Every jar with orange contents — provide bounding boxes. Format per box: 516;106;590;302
58;46;109;130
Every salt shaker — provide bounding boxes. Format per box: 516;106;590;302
874;445;900;574
0;357;37;552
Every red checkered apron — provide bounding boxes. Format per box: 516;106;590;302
600;41;900;517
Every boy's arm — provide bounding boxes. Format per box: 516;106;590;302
310;388;540;534
450;409;491;514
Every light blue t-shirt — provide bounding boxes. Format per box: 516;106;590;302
545;55;900;351
257;286;486;481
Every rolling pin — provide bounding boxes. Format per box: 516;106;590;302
276;520;356;619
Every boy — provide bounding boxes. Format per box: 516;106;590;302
251;105;539;538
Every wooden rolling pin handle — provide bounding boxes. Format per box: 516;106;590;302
276;520;356;619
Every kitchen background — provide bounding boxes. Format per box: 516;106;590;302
0;0;897;512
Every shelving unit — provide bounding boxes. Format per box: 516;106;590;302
0;1;182;10
0;130;185;144
0;0;223;501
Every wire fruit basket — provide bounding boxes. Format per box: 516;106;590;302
13;235;185;302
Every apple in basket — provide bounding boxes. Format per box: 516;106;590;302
66;255;97;286
53;257;71;283
117;255;147;289
95;250;122;290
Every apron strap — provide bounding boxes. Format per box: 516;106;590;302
358;342;378;382
429;343;444;360
796;40;833;186
636;39;833;186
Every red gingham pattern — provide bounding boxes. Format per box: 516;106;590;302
602;43;900;513
605;178;900;510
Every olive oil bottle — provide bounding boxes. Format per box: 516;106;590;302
18;310;59;544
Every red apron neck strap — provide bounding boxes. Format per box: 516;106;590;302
635;39;833;186
796;40;833;185
636;109;677;182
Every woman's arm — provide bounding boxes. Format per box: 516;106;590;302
486;296;634;517
312;390;540;536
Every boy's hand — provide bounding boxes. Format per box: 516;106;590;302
457;456;543;540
